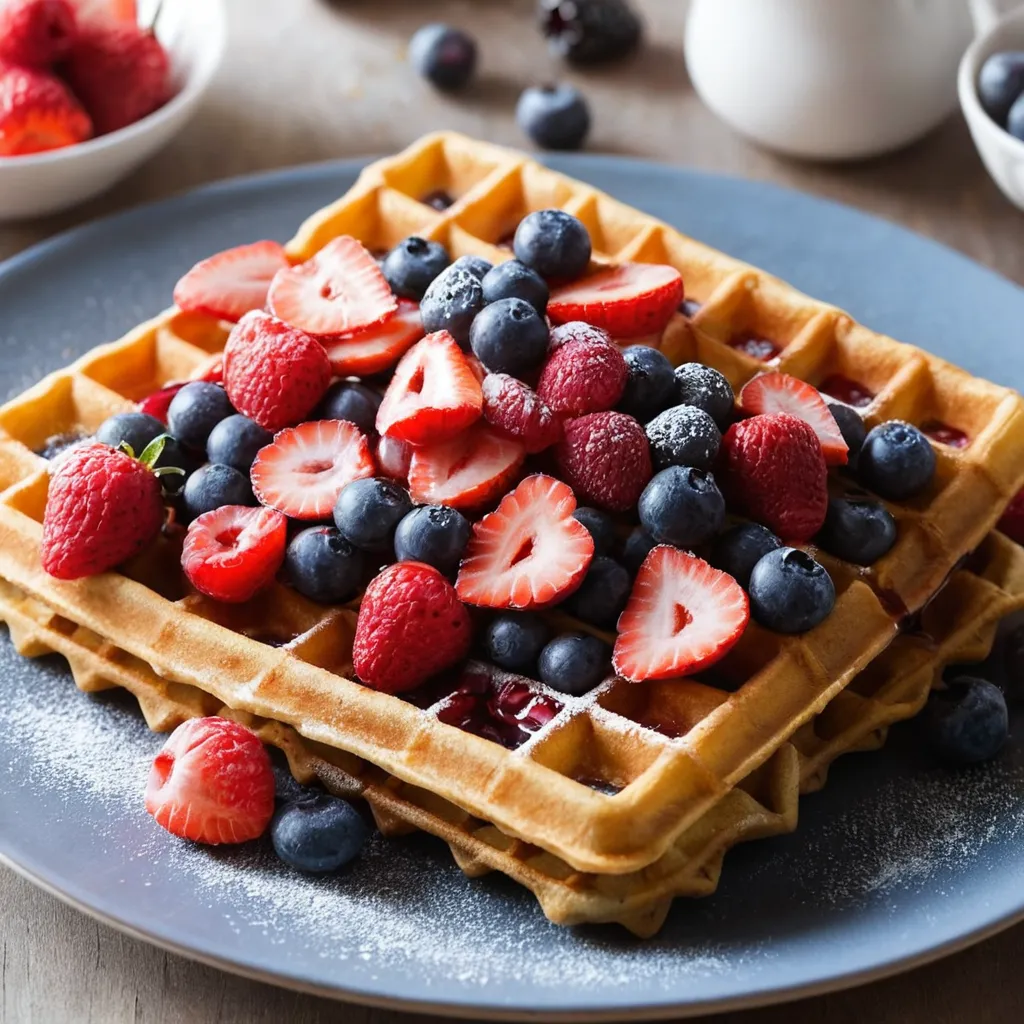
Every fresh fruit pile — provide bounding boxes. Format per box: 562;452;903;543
0;0;172;157
978;50;1024;143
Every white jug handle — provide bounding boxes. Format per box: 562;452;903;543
969;0;1024;35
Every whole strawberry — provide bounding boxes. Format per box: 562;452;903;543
0;0;78;67
62;20;171;134
721;412;828;542
0;63;91;155
41;437;178;579
353;562;472;694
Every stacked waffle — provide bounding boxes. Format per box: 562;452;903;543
1;132;1023;935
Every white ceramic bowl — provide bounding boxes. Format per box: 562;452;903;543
0;0;226;220
959;5;1024;212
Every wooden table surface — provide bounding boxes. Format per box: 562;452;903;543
3;1;1024;1022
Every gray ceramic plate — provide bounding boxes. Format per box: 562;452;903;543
2;157;1024;1022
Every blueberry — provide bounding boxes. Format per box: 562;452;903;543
537;633;611;695
334;477;412;551
316;381;382;437
484;613;550;674
621;526;656;576
538;0;643;66
680;298;702;318
573;506;616;557
826;401;867;466
644;404;721;471
1009;90;1024;142
978;51;1024;126
748;548;835;634
469;297;550;376
516;84;592;151
638;466;725;548
513;209;592;281
562;556;631;629
206;414;272;474
816;497;897;566
420;261;485;348
618;345;677;422
452;254;493;281
181;463;255;521
481;260;549;315
94;411;190;483
166;381;233;451
858;420;936;501
381;236;450;301
408;23;477;91
393;504;470;576
923;677;1008;766
673;363;734;430
285;526;366;604
709;522;781;589
271;792;370;873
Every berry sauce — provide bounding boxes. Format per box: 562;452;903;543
818;374;875;408
729;331;780;361
922;421;969;449
421;189;455;211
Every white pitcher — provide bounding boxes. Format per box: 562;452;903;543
685;0;1018;160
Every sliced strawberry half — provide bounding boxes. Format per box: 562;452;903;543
547;263;684;339
322;299;424;376
71;0;138;25
267;236;396;336
376;331;483;446
456;474;595;610
251;420;376;521
739;372;848;466
409;424;525;510
613;546;749;683
173;241;290;323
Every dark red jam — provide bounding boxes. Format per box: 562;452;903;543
729;331;780;361
922;421;969;449
421;189;455;211
818;374;875;408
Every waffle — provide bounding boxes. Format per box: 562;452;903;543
1;131;1023;877
2;530;1021;936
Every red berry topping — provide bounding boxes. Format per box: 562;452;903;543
190;354;224;385
223;310;331;431
173;241;290;324
536;334;628;418
613;546;749;683
250;420;375;521
353;562;472;694
268;236;396;337
555;410;652;513
0;63;91;156
408;424;525;510
71;0;136;26
322;299;424;376
0;0;77;68
739;372;848;466
547;320;615;353
181;505;287;603
41;440;167;579
721;412;828;542
137;381;184;423
376;330;483;446
456;474;594;610
145;717;275;845
63;20;171;135
481;373;562;454
547;263;683;339
998;487;1024;545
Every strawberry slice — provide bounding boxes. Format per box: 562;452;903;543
267;236;397;336
456;474;595;610
409;424;525;510
71;0;138;25
251;420;376;521
322;299;424;376
613;546;749;683
376;331;483;446
137;382;184;423
173;241;290;323
189;354;224;384
547;263;684;339
739;372;848;466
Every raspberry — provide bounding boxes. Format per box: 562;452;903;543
547;320;614;352
223;310;331;431
481;373;562;454
554;410;652;512
0;0;77;67
353;562;472;694
721;413;828;543
537;334;628;418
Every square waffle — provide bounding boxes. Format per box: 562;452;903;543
0;132;1023;877
2;529;1021;936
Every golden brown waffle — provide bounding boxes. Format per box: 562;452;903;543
1;530;1021;937
1;132;1023;877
